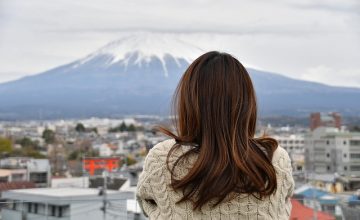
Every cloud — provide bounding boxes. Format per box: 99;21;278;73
302;65;360;87
0;0;359;87
288;0;360;15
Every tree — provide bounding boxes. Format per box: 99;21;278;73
68;150;80;160
90;127;98;134
128;124;136;132
0;137;12;154
119;122;127;132
75;123;86;133
42;129;55;144
126;155;137;166
16;137;35;148
350;125;360;132
108;122;128;133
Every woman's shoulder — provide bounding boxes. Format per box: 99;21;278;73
271;145;292;172
148;139;176;156
144;139;176;164
145;139;195;169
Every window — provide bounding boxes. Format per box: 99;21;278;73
11;174;24;182
56;205;69;217
30;172;47;184
350;165;360;171
327;166;330;171
343;141;347;145
326;153;330;158
326;140;330;145
58;206;63;217
344;154;347;158
34;203;38;214
51;205;56;216
350;153;360;159
0;176;8;183
28;203;32;213
344;166;347;171
350;140;360;146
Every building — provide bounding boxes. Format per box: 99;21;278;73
0;169;27;183
51;177;89;188
310;112;341;131
294;186;341;218
99;143;117;157
2;188;133;220
305;127;360;189
0;157;51;187
274;134;305;172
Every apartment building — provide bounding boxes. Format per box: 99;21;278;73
274;134;305;171
305;127;360;177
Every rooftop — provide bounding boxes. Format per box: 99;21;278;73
290;199;335;220
2;187;133;205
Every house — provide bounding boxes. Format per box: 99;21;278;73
2;187;133;220
0;157;51;187
0;169;27;183
294;186;341;217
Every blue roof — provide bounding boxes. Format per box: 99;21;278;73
297;188;339;205
348;195;360;205
299;188;329;199
318;198;339;205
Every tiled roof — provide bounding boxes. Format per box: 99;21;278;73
290;199;335;220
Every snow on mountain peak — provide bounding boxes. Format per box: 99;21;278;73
78;33;205;76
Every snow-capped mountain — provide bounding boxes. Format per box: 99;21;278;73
74;33;204;76
0;33;359;120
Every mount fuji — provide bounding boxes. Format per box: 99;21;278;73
0;33;359;120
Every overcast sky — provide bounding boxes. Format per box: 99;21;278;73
0;0;359;87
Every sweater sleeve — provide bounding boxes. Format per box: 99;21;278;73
284;151;295;216
136;140;173;218
272;146;295;217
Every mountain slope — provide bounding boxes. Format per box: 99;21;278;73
0;33;359;119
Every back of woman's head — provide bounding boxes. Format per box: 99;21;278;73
158;51;278;210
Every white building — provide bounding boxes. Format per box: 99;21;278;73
99;144;118;157
274;134;305;171
51;177;89;188
305;127;360;177
2;188;133;220
0;157;51;187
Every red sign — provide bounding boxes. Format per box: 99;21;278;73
83;157;120;176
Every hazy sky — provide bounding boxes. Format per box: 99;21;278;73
0;0;359;87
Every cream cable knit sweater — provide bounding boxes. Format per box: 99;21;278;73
137;139;295;220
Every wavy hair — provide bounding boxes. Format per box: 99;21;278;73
157;51;278;210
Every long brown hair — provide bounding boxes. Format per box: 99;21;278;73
158;51;278;210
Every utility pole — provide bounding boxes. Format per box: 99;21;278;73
82;154;85;188
102;170;108;220
313;187;317;220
